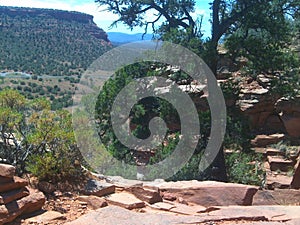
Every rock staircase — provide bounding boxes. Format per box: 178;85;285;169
252;136;300;189
0;163;45;224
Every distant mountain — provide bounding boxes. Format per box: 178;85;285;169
0;6;111;76
107;32;153;45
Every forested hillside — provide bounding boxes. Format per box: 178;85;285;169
0;6;111;76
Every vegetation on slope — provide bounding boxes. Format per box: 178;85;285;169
0;6;111;76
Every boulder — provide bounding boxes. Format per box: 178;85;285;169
162;192;177;201
125;186;162;204
0;188;45;224
38;181;56;194
83;179;115;197
77;195;108;209
149;180;258;206
0;164;16;178
276;97;300;137
291;157;300;189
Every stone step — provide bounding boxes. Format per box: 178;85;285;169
267;156;294;172
251;134;285;148
266;148;285;157
0;188;45;224
266;174;292;189
105;192;146;209
0;176;28;193
0;187;29;205
83;179;115;197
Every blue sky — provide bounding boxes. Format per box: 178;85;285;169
0;0;212;36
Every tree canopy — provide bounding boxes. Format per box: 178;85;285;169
0;89;82;180
95;0;300;73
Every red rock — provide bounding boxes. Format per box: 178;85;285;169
150;202;176;211
162;192;177;201
252;190;277;205
105;192;145;209
152;181;258;206
38;181;56;194
0;176;28;193
266;174;292;189
26;211;66;223
276;97;300;137
0;164;16;178
0;188;45;224
280;115;300;137
268;156;294;172
64;205;300;225
77;195;108;209
84;179;115;197
0;176;13;184
177;197;188;205
0;187;29;205
251;134;285;147
291;157;300;189
125;186;162;204
170;203;207;215
266;148;285;157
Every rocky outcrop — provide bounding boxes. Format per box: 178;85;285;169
236;74;300;137
0;6;109;42
0;6;92;24
0;163;45;224
149;180;258;206
291;157;300;189
276;97;300;137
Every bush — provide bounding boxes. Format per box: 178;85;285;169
26;151;81;182
225;152;265;186
0;89;84;179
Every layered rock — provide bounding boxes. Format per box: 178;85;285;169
276;97;300;137
0;163;45;224
149;180;258;206
0;6;109;42
65;205;300;225
251;134;285;147
291;157;300;189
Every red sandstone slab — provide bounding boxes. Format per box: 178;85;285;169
0;176;28;193
0;187;29;205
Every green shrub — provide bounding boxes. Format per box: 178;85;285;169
26;151;81;182
225;152;265;186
